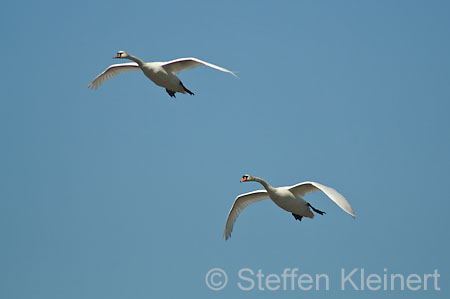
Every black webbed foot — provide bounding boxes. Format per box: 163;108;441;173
308;203;326;215
292;213;303;221
166;89;176;98
180;81;194;95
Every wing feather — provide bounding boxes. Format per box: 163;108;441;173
289;181;355;218
161;57;238;78
88;62;140;90
223;190;268;240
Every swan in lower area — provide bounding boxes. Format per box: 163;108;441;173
88;51;238;98
223;174;355;240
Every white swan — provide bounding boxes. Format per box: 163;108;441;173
223;174;355;240
88;51;238;98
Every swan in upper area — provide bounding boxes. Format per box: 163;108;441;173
223;174;355;240
88;51;238;98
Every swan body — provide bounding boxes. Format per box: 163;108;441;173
88;51;237;98
223;174;355;240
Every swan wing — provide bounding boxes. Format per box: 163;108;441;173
223;190;268;240
88;62;140;90
161;57;238;78
288;181;355;218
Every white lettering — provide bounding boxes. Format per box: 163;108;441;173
406;274;421;291
237;268;255;291
298;274;313;291
316;273;329;290
265;274;280;291
341;268;359;290
366;273;381;291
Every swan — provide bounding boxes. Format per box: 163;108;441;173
88;51;238;98
223;174;355;240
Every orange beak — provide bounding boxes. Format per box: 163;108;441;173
240;177;247;182
113;55;120;58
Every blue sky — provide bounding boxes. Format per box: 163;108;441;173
1;0;449;298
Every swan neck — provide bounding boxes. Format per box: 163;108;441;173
127;54;145;66
252;177;273;191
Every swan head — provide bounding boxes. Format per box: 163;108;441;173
114;50;129;59
240;174;253;182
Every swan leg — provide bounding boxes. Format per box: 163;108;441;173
165;89;176;98
180;81;194;95
308;203;326;215
292;213;303;221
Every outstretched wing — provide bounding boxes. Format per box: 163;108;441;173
223;190;268;240
161;57;238;78
288;181;355;218
88;62;140;90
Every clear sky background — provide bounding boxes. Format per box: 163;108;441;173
1;0;449;298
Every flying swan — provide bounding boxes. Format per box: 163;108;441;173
223;174;355;240
88;51;238;98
